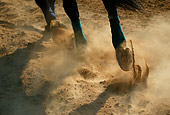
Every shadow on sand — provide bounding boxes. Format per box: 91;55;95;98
68;84;129;115
0;28;52;115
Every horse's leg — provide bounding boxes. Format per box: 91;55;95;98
102;0;133;71
63;0;87;47
35;0;56;26
48;0;56;14
102;0;126;49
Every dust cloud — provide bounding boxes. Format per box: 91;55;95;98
21;15;170;115
130;15;170;93
127;15;170;114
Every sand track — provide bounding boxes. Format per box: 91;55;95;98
0;0;170;115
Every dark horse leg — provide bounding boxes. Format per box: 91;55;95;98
101;0;142;71
63;0;87;47
35;0;56;25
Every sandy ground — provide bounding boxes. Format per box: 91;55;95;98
0;0;170;115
